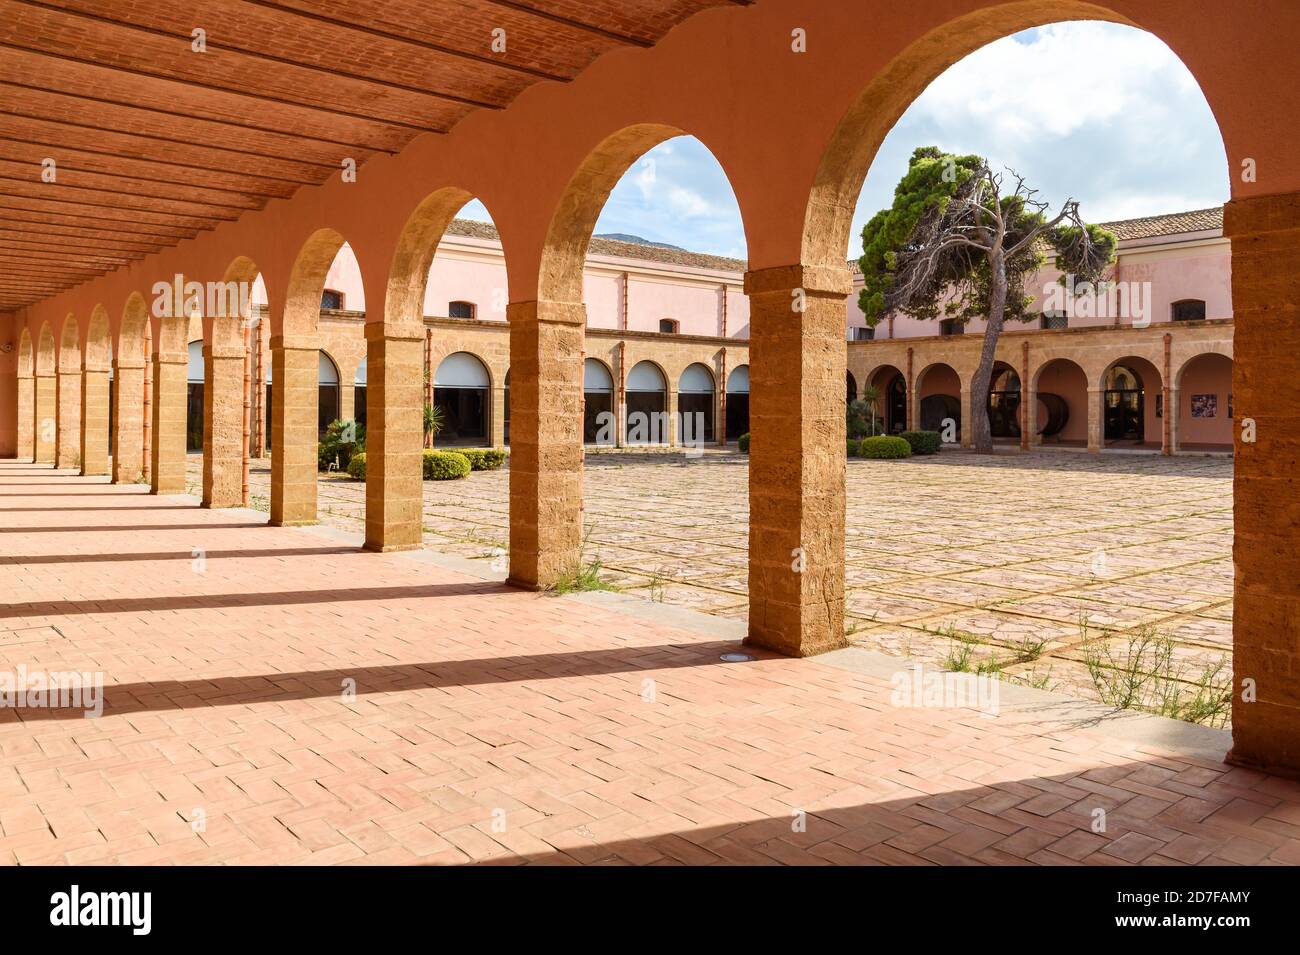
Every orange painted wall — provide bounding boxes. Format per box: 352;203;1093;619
0;313;17;457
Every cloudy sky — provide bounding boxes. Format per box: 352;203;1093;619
461;22;1228;261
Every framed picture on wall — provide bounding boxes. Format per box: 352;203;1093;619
1191;394;1217;419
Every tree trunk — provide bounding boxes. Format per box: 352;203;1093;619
969;252;1009;453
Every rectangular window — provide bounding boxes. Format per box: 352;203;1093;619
659;319;680;334
1040;311;1068;330
853;327;875;341
321;290;343;310
448;301;476;319
939;319;964;336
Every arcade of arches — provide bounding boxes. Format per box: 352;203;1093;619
3;0;1300;782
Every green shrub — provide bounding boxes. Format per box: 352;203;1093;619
346;452;366;480
847;438;861;458
456;448;507;471
737;432;750;453
318;419;365;472
859;435;912;459
899;430;942;455
423;449;471;480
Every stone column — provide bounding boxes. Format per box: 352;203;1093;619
202;340;247;508
150;343;187;494
1223;192;1300;776
490;385;506;448
507;300;583;588
1164;386;1180;455
364;323;424;551
1087;387;1103;452
16;372;34;461
743;265;849;657
1023;384;1038;449
269;336;319;525
905;347;916;431
34;371;56;463
55;365;81;469
80;361;110;475
339;382;355;423
666;387;679;446
112;356;145;483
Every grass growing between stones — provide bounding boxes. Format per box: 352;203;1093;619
1080;622;1232;728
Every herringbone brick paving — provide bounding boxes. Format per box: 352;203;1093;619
2;461;1296;865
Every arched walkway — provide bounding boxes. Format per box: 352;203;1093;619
1031;358;1089;447
81;306;111;476
55;315;80;469
725;364;750;441
1101;356;1162;450
433;351;492;447
678;362;716;447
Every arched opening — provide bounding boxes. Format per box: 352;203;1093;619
916;363;961;438
988;362;1022;440
433;351;491;447
583;358;615;445
1032;358;1088;445
34;322;56;464
318;351;340;436
353;357;367;430
1102;356;1161;448
1176;352;1233;452
16;328;33;461
56;314;80;468
846;370;857;405
113;292;150;484
725;364;749;441
186;339;205;453
677;362;715;445
624;360;667;445
82;304;112;476
865;364;906;435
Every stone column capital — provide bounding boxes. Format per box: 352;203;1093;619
270;334;320;352
365;321;423;342
744;264;853;298
507;300;585;326
114;357;146;371
1223;191;1300;238
208;344;247;361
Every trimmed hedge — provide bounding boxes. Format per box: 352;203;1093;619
456;448;507;471
737;433;750;453
899;430;942;455
346;452;366;480
859;435;912;459
423;449;471;480
847;438;861;458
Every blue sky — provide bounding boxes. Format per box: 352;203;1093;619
460;21;1228;261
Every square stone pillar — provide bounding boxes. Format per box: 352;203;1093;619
112;358;145;483
34;373;56;463
202;342;247;508
340;382;355;422
270;336;319;526
1021;386;1037;451
1165;386;1180;455
667;387;679;446
150;347;187;494
1087;387;1103;452
743;265;849;657
16;373;34;461
55;369;81;469
507;301;584;588
80;364;110;475
959;384;973;449
1224;192;1300;776
364;323;424;552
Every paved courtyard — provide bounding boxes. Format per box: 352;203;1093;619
4;459;1297;866
189;448;1233;724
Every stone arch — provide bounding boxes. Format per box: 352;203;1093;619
538;124;749;303
17;326;32;377
915;361;963;437
800;3;1228;273
1100;354;1163;448
386;186;479;333
35;321;54;374
1030;356;1089;445
112;292;151;484
283;228;347;338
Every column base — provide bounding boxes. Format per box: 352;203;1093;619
268;518;318;528
363;541;423;553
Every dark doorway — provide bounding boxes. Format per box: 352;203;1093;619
1104;364;1145;442
886;373;906;433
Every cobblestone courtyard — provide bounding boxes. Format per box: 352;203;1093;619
189;449;1233;720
